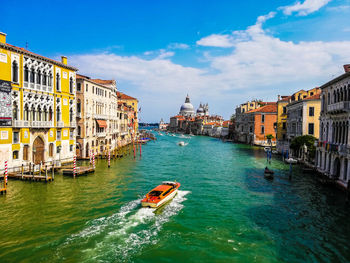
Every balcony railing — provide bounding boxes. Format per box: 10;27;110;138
13;120;30;127
31;121;54;128
327;101;350;113
70;121;76;128
57;121;64;128
97;132;106;137
94;114;108;120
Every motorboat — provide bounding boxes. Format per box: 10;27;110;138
264;147;271;152
285;158;297;164
141;181;181;208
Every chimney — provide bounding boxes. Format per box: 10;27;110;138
0;32;6;44
61;56;67;65
278;95;280;101
344;64;350;73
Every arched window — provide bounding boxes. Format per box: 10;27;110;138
78;126;81;136
12;60;18;83
328;92;330;105
56;106;61;122
77;99;81;113
56;73;60;91
42;72;47;85
43;106;47;121
37;71;41;85
24;65;29;82
31;105;36;121
48;73;52;87
30;68;35;83
49;107;53;121
69;77;73;93
69;108;73;122
92;141;94;147
13;150;19;160
37;106;42;121
24;104;29;121
12;101;18;120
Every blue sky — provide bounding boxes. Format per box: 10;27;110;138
2;0;350;122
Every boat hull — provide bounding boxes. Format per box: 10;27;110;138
141;189;178;208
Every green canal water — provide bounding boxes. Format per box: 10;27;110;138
1;133;350;262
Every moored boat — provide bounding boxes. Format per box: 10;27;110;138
285;158;297;164
141;181;181;208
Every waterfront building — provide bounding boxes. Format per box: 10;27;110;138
243;104;277;146
117;91;139;136
276;88;320;153
75;74;118;158
316;65;350;187
159;119;169;130
0;32;77;169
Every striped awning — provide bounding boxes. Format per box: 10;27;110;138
96;119;107;128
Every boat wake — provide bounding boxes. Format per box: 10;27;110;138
177;141;189;146
57;190;190;262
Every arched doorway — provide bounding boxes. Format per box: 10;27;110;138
33;136;45;164
334;157;341;179
85;142;89;158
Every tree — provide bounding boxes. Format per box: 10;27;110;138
290;135;316;160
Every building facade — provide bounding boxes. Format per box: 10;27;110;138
316;66;350;187
0;32;77;169
76;74;118;158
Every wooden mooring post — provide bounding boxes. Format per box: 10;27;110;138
52;163;55;180
45;164;48;181
21;164;24;180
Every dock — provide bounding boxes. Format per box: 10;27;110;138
62;166;95;177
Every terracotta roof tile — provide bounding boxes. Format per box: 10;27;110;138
247;104;277;113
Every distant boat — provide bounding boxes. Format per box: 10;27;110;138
178;141;186;146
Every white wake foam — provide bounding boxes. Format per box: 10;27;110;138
59;190;190;262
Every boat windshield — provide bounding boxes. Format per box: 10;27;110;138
148;190;162;197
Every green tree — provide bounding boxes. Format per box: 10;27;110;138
290;135;316;160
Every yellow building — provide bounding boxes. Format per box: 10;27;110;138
117;92;139;138
0;32;77;170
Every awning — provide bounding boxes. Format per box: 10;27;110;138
96;119;107;128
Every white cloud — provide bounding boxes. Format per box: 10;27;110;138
281;0;332;16
71;11;350;122
167;43;190;49
196;34;234;48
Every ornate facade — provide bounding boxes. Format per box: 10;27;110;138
0;32;77;170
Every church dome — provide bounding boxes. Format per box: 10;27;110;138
179;94;195;116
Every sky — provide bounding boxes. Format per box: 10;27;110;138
2;0;350;122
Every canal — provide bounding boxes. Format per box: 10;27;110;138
1;133;350;262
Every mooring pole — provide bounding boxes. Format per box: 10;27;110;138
52;162;55;180
108;151;110;168
21;164;24;180
4;160;8;187
73;155;76;178
45;164;48;181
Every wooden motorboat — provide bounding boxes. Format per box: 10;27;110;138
141;181;181;208
285;158;297;164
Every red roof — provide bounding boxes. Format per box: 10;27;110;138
304;93;321;100
90;79;115;85
247;104;277;113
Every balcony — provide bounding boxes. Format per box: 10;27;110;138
327;101;350;114
97;132;106;137
31;121;54;128
57;121;64;128
338;144;350;156
13;120;30;127
70;121;76;128
94;114;108;120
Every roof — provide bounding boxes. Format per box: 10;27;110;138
120;93;137;100
90;79;115;85
247;104;277;114
0;42;77;71
152;184;172;192
320;71;350;89
304;93;321;100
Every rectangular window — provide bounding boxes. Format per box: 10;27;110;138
261;126;265;134
283;106;286;114
57;130;61;141
86;84;88;92
261;114;265;123
309;107;314;116
92;86;94;94
70;145;73;152
13;131;19;144
282;122;286;130
23;145;29;160
77;83;81;91
308;123;314;135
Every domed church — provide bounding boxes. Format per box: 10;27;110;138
196;102;209;116
179;94;195;117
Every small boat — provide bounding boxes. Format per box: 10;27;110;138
178;141;186;146
264;147;271;152
141;181;181;208
264;167;274;179
285;158;297;164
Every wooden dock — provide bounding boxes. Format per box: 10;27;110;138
2;172;54;182
62;166;95;177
